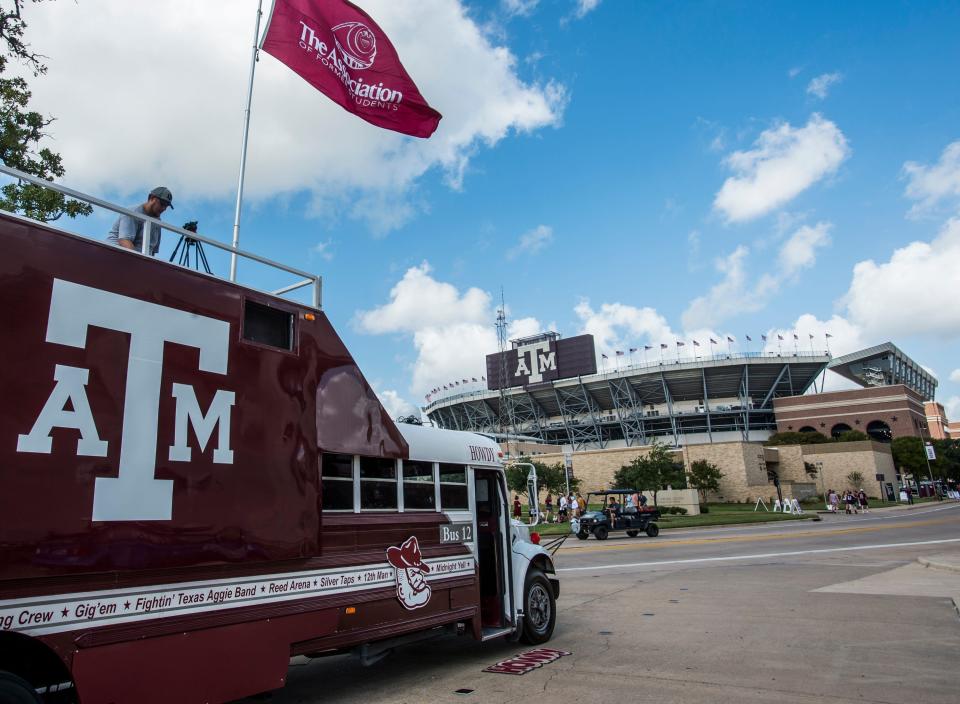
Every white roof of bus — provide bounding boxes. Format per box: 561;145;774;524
396;424;502;467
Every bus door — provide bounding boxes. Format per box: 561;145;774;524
473;468;512;630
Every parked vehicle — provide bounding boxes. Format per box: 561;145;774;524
571;489;661;540
0;172;558;704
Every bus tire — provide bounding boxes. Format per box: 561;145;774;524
594;526;609;540
0;672;42;704
646;523;660;537
520;569;556;644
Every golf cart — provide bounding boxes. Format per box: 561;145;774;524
571;489;661;540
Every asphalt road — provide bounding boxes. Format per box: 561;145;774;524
239;502;960;704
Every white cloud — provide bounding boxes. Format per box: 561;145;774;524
944;396;960;422
22;1;566;233
355;262;490;333
682;246;759;328
843;217;960;339
375;388;419;419
574;0;602;18
503;0;540;16
778;222;832;276
682;223;831;329
806;72;843;99
903;141;960;217
713;114;850;223
788;66;803;79
312;239;334;261
574;300;676;356
356;263;540;394
950;369;960;383
506;224;553;259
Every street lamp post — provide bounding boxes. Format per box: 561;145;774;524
816;461;825;506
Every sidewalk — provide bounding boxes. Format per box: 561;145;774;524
815;498;959;516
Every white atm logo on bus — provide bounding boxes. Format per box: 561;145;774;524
15;279;235;522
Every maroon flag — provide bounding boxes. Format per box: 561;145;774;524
262;0;442;138
745;335;752;341
692;340;700;346
660;343;668;349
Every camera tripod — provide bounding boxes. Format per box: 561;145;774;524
169;221;212;274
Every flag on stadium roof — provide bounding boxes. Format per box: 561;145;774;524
727;336;735;342
761;335;767;341
677;341;685;346
825;333;833;338
660;343;668;349
746;335;752;341
616;350;624;356
777;334;784;340
629;347;638;353
692;340;700;346
709;338;717;344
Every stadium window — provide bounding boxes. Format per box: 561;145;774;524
321;453;354;511
439;463;468;510
403;460;436;511
360;456;398;510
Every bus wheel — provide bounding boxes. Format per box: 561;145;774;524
645;523;660;537
576;530;589;540
520;569;556;644
593;526;609;540
0;672;42;704
626;530;639;537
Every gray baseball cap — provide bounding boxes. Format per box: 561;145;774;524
149;186;174;208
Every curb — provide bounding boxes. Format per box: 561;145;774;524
917;556;960;574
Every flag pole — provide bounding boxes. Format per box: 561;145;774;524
230;0;267;282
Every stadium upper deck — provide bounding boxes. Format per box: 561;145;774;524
424;351;831;449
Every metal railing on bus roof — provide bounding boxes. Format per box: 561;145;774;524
0;164;322;309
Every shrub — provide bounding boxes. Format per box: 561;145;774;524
700;505;709;514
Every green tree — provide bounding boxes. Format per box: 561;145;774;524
846;471;864;491
612;442;686;507
835;430;869;443
764;431;831;446
688;459;723;503
0;1;91;221
505;459;580;509
891;437;934;479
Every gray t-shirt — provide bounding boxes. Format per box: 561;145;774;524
107;204;162;255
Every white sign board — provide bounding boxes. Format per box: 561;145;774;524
925;443;936;461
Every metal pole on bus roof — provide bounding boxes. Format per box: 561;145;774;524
230;0;266;283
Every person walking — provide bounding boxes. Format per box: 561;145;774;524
558;493;568;522
857;489;869;513
544;494;554;523
512;495;521;520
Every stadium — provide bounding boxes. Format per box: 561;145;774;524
422;332;833;450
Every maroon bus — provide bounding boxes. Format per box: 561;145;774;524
0;171;559;703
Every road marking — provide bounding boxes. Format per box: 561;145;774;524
560;515;960;555
556;538;960;572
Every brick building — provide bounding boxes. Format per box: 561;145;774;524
773;385;927;441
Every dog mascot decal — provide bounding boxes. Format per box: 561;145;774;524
386;535;432;610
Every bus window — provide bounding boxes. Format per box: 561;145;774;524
439;463;468;510
321;453;353;511
360;456;398;510
402;460;435;510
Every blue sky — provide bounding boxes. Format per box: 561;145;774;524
18;0;960;419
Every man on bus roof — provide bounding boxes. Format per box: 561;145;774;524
107;186;173;255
